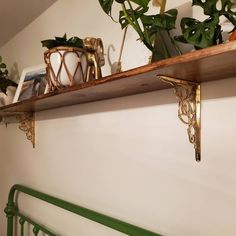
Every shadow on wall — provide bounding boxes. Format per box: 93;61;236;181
202;77;236;100
35;76;236;121
36;88;177;121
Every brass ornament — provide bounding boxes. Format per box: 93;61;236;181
158;76;201;161
83;37;105;82
16;112;35;148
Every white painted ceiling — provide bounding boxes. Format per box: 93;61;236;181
0;0;57;47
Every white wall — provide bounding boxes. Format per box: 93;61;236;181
0;0;236;235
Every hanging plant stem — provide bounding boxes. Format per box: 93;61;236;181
121;3;153;51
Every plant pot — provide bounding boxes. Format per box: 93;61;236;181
44;46;87;91
0;86;16;107
151;31;183;62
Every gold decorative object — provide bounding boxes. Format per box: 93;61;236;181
158;76;201;162
83;37;105;82
16;112;35;148
44;46;87;91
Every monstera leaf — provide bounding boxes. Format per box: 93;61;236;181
192;0;236;26
176;0;236;49
98;0;179;57
140;9;177;31
192;0;218;15
176;14;219;49
98;0;114;15
119;6;149;29
98;0;150;16
140;9;177;45
130;0;150;7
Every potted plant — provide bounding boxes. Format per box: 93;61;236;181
0;56;17;106
41;34;87;91
42;34;105;91
175;0;236;49
98;0;181;61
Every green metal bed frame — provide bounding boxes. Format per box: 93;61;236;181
4;184;163;236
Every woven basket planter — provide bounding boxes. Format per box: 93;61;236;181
44;46;87;91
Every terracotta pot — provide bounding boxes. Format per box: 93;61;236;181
229;30;236;41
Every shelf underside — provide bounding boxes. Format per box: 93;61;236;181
0;41;236;115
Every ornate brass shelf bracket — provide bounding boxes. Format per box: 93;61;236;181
157;76;201;162
16;112;35;148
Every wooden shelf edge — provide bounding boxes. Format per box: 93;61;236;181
0;41;236;115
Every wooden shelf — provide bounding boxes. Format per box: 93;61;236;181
1;41;236;160
0;41;236;115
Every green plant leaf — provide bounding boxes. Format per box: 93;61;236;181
193;0;236;26
41;35;84;49
130;0;150;7
224;12;236;26
98;0;178;56
5;69;8;75
98;0;114;15
55;36;67;43
141;9;177;30
0;63;7;69
140;8;177;43
119;10;129;29
119;6;148;29
0;77;17;94
192;0;217;15
41;39;58;49
174;35;188;43
0;57;16;94
178;14;219;49
67;37;84;48
222;0;236;27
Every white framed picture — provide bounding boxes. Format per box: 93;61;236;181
13;64;48;103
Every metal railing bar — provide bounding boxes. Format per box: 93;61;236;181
15;212;58;236
7;184;162;236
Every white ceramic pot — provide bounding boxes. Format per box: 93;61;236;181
47;47;87;87
0;86;16;107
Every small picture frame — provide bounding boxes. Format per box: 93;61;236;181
13;64;48;103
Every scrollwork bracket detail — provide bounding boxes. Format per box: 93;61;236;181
158;76;201;162
16;112;35;148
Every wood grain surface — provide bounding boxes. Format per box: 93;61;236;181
0;41;236;115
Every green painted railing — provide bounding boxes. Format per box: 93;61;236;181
4;184;163;236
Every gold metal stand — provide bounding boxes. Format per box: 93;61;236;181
157;76;201;162
15;112;35;148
